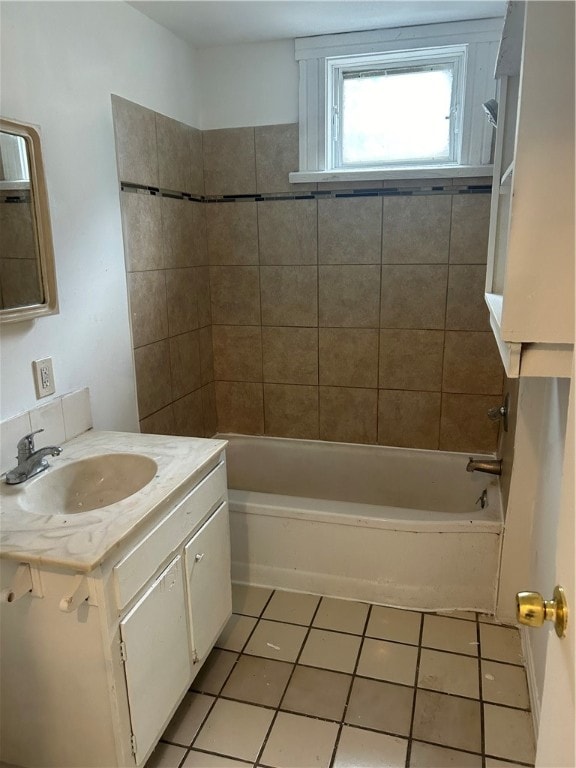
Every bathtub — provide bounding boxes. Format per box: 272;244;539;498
222;434;503;612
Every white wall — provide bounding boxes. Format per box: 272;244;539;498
0;1;201;430
197;39;298;129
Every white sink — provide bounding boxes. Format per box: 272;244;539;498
20;453;158;515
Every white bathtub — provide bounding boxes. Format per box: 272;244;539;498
223;434;503;612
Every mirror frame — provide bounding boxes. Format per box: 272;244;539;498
0;117;58;323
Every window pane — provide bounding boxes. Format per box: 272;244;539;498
341;67;453;166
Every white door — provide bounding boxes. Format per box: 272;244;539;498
185;501;232;665
120;555;191;764
536;377;575;767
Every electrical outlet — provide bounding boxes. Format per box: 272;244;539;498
33;358;55;398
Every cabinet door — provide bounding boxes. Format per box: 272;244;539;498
120;555;191;764
185;501;232;664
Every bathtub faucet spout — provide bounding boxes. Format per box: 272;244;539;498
466;458;502;476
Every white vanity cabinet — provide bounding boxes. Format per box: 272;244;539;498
0;449;232;768
485;1;574;377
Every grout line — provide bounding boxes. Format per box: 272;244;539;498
188;590;276;755
405;612;425;768
478;615;487;768
328;602;373;768
252;594;325;767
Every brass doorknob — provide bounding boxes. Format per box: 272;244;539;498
516;585;568;638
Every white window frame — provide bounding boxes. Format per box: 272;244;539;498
291;18;503;182
327;45;467;169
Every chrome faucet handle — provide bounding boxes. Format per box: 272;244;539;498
486;393;510;432
16;429;45;459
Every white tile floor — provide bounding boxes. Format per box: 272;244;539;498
147;586;535;768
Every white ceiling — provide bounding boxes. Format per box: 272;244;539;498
129;1;507;49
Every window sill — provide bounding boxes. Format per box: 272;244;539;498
289;165;494;184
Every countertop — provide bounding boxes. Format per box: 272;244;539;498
0;430;227;572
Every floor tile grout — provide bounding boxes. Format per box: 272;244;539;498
151;588;533;768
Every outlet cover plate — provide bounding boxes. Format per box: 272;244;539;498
33;358;55;398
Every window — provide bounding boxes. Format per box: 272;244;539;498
292;19;502;181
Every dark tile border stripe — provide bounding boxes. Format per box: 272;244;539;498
120;182;492;203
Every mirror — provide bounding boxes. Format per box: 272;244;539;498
0;117;58;323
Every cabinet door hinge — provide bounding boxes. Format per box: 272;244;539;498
192;648;199;664
119;641;127;662
130;733;137;756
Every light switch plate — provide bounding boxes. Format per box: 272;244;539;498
33;358;55;398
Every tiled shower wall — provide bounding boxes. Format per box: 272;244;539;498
112;96;216;438
113;98;504;452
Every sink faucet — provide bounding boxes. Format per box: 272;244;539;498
466;457;502;476
4;429;63;485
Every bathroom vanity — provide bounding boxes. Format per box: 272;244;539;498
0;431;231;768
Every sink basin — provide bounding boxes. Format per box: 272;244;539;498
21;453;158;515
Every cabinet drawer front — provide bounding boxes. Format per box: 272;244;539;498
114;461;226;609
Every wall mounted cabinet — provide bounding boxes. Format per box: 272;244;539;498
485;1;574;377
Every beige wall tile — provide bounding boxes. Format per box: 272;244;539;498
206;202;258;266
446;265;490;331
210;266;260;325
196;267;212;327
262;327;318;385
319;265;380;328
189;127;204;196
440;393;501;453
318;197;382;264
215;381;264;434
134;340;172;418
139;404;175;436
169;331;201;399
201;382;218;437
199;325;214;385
264;383;319;439
190;202;208;266
213;325;263;382
162;198;195;269
380;265;448;329
156;114;192;192
450;194;490;264
379;330;444;391
203;127;256;196
261;266;318;326
166;268;199;335
173;389;204;437
319;386;377;444
255;123;315;193
319;328;379;387
258;200;317;265
318;180;383;191
378;390;441;449
128;271;168;348
382;195;451;264
111;95;158;186
120;192;163;272
443;332;504;395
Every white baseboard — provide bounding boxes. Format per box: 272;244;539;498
520;626;541;739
